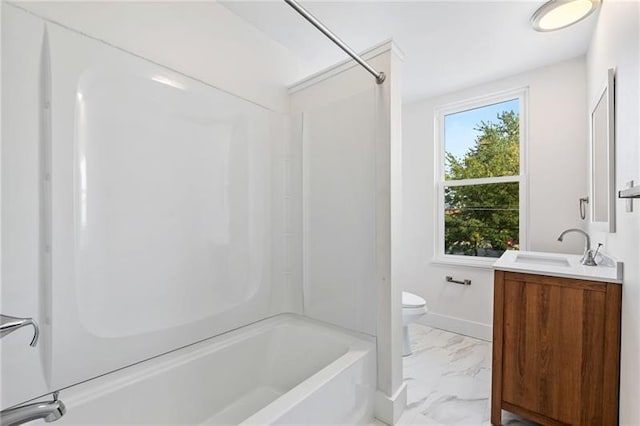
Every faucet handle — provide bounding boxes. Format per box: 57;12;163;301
0;314;39;347
582;250;598;266
582;244;602;266
593;243;604;260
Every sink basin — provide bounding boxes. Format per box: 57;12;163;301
514;253;570;267
494;250;623;283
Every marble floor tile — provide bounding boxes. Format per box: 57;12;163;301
367;419;391;426
402;323;537;426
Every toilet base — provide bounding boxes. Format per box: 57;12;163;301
403;324;412;357
401;292;427;357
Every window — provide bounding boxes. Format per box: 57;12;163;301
435;89;527;266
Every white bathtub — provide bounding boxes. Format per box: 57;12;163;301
46;314;376;425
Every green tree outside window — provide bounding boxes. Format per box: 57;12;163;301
444;111;520;257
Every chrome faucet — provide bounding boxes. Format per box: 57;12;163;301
557;228;597;266
0;392;66;426
0;314;39;347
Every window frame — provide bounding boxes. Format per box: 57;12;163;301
433;88;529;268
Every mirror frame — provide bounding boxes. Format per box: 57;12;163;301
589;67;616;233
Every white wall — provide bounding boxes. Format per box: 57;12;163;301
400;57;588;339
10;1;312;113
586;1;640;424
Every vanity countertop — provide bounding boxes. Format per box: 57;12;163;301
493;250;623;284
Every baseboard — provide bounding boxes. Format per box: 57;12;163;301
374;382;407;425
416;312;492;341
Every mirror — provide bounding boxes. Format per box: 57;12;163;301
590;68;615;233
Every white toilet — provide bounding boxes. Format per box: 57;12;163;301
402;291;427;356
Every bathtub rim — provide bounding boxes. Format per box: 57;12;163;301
39;313;375;412
238;342;375;426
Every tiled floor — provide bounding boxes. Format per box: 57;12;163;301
396;323;536;426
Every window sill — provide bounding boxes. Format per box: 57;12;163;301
431;255;501;270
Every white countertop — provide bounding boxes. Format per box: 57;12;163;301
493;250;623;284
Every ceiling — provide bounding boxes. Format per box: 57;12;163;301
221;1;598;102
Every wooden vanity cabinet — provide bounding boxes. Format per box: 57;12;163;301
491;271;622;426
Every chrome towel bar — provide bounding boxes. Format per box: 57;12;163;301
446;276;471;286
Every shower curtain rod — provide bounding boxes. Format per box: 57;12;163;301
283;0;386;84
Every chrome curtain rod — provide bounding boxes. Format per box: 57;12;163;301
283;0;386;84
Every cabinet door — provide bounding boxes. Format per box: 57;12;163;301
501;274;606;425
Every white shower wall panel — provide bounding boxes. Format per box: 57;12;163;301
42;23;290;390
1;5;51;409
75;71;248;337
302;89;377;336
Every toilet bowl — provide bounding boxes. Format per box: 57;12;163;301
402;291;427;356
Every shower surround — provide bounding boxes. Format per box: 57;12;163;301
1;3;403;424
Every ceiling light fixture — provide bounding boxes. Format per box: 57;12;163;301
531;0;600;32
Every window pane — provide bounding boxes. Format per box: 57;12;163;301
444;182;519;257
444;99;519;180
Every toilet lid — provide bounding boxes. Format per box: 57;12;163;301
402;291;426;308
